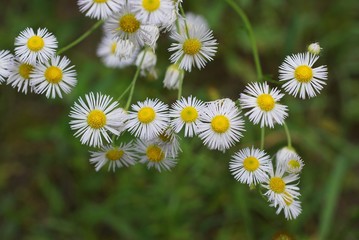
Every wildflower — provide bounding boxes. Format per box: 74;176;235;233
229;147;271;185
239;82;288;128
197;98;245;151
133;0;175;27
77;0;123;20
280;152;304;174
135;139;177;172
89;142;137;172
307;42;322;55
152;127;181;158
69;92;127;147
271;194;302;220
169;24;217;72
170;96;205;137
126;98;169;140
30;55;77;98
0;50;13;84
163;63;184;89
6;57;36;94
279;52;328;99
15;28;57;64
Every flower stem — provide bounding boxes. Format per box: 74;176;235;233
179;5;190;38
283;122;292;148
225;0;263;81
260;127;265;150
57;20;104;55
177;75;183;100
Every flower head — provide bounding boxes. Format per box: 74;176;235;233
133;0;175;27
163;63;184;90
77;0;124;20
0;50;13;84
307;42;322;55
6;57;36;94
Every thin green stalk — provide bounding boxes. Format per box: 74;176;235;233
57;20;104;55
225;0;263;81
116;81;134;102
177;75;183;100
179;5;190;38
260;127;265;150
283;122;292;148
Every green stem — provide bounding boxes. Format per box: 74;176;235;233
116;81;134;102
283;122;292;148
124;51;146;110
260;127;265;150
225;0;263;81
177;75;183;100
179;5;190;38
57;20;104;55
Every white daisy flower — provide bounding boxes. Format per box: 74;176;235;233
281;152;305;174
69;92;127;147
103;3;159;48
263;164;300;208
135;139;177;172
152;127;181;158
307;42;322;55
135;48;157;77
229;147;271;185
279;52;328;99
239;82;288;128
89;142;137;172
77;0;124;20
97;35;138;68
197;98;245;151
6;57;36;94
126;98;169;140
0;50;13;84
169;24;218;72
271;197;302;220
15;28;58;64
30;55;77;98
133;0;175;27
275;146;297;168
163;63;184;90
169;95;205;137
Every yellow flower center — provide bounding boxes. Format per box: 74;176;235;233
138;107;156;124
180;106;198;123
44;66;63;84
146;145;164;162
19;63;33;79
119;14;140;33
105;149;124;161
283;191;293;206
87;110;107;129
294;65;313;83
211;115;230;133
269;177;286;194
288;159;300;169
183;38;202;55
27;36;45;52
142;0;160;12
243;156;260;172
110;42;117;54
93;0;108;3
257;94;275;112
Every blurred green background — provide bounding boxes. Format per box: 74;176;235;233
1;0;358;239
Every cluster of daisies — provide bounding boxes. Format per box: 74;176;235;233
0;28;77;98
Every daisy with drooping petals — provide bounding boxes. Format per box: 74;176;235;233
15;28;58;64
279;52;328;99
77;0;124;20
69;92;127;147
229;147;271;185
7;57;36;94
170;95;205;137
163;63;184;90
169;24;217;72
89;142;137;172
126;98;169;140
133;0;174;26
152;127;181;158
271;197;302;220
135;139;177;172
197;98;245;151
0;50;13;84
239;82;288;128
280;152;304;174
30;55;77;98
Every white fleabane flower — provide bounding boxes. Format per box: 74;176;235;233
279;52;328;99
271;197;302;220
126;98;169;140
197;98;245;151
229;147;271;185
89;142;137;172
307;42;322;55
69;92;127;147
282;152;304;174
6;57;36;94
152;128;181;158
0;50;13;84
239;82;288;128
30;55;77;98
275;146;297;168
163;63;184;90
169;24;217;72
15;28;57;64
135;139;177;172
104;3;159;48
170;96;205;137
77;0;124;20
133;0;174;27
